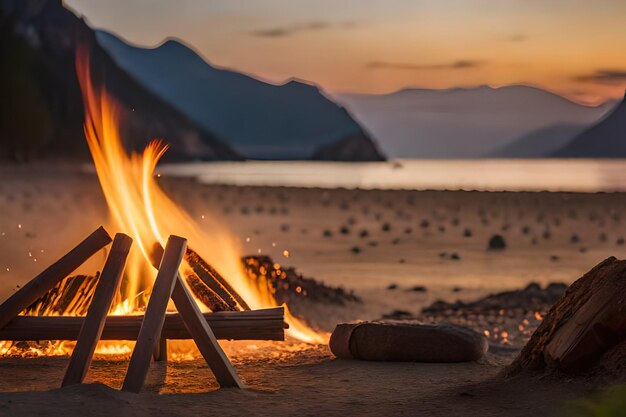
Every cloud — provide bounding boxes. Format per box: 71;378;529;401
366;60;486;71
250;21;352;38
575;69;626;84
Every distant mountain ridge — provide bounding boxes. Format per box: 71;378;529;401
553;92;626;158
96;30;384;161
491;124;587;158
335;85;614;158
0;0;240;162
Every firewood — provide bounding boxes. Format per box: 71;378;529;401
62;233;132;387
184;273;232;312
123;235;187;393
151;243;236;312
171;275;244;388
185;248;251;310
0;307;286;341
0;226;112;329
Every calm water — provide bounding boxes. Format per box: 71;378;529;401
159;159;626;193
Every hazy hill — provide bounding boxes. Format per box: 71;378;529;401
96;30;384;161
335;86;614;158
491;124;587;158
553;93;626;158
0;0;240;162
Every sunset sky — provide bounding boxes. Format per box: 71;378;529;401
65;0;626;104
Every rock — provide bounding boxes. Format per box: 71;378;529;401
387;283;398;290
381;310;413;320
450;252;461;260
350;246;361;254
463;228;473;237
329;322;488;362
504;257;626;379
488;234;506;250
409;285;427;292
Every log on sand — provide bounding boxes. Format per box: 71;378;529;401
0;308;286;341
504;256;626;379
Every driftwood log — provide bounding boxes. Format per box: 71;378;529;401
504;256;626;379
0;308;286;341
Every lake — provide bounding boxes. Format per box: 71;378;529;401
159;159;626;193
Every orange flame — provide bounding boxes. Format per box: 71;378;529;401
75;44;326;344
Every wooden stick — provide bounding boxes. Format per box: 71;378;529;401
0;226;112;329
0;307;286;341
171;276;244;388
62;234;132;387
122;236;186;393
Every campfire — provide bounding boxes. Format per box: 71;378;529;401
0;44;325;390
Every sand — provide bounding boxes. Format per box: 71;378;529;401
0;163;623;416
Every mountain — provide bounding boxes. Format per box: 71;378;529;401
553;92;626;158
0;0;241;162
491;124;587;158
96;30;384;161
334;86;614;158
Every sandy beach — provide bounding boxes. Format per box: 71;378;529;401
0;164;624;416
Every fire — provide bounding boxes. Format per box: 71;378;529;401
74;44;326;348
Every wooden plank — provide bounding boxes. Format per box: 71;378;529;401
0;307;286;341
122;235;186;393
153;335;167;362
171;275;245;388
0;226;112;329
62;233;132;387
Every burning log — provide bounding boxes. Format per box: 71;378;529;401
23;275;100;316
0;308;286;341
0;226;112;329
185;247;251;310
150;244;241;312
183;273;231;312
63;233;132;387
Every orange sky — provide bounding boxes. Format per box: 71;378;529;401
65;0;626;104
